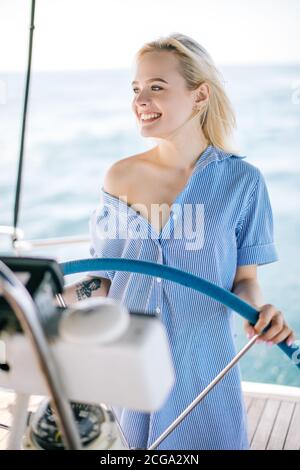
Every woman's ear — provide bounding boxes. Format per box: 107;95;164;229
194;82;210;105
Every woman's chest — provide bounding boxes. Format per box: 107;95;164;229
124;164;195;234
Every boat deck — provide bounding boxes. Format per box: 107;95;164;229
243;381;300;450
1;382;300;450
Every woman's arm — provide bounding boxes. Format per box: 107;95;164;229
55;276;111;307
231;265;295;346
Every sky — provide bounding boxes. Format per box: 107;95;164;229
0;0;300;71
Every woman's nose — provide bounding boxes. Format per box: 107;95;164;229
135;89;151;105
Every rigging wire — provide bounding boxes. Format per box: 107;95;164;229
12;0;36;248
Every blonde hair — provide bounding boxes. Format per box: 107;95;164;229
134;33;238;154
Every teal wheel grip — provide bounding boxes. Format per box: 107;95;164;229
61;258;300;370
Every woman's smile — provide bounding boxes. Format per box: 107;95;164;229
140;113;162;124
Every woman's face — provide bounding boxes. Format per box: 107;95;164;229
131;51;198;139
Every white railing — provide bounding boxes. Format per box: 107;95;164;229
0;225;90;252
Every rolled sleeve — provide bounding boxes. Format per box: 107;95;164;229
236;171;279;266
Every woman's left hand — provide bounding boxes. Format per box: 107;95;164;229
244;304;295;347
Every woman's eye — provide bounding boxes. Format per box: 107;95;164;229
132;86;162;94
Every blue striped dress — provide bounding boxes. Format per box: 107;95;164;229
88;144;279;450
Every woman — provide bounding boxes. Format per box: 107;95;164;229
85;33;295;450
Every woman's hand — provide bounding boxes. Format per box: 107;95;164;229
244;304;295;347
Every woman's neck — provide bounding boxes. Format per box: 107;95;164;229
154;135;209;171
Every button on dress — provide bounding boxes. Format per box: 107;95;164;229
88;145;279;450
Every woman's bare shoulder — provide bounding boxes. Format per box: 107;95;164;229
103;150;155;198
